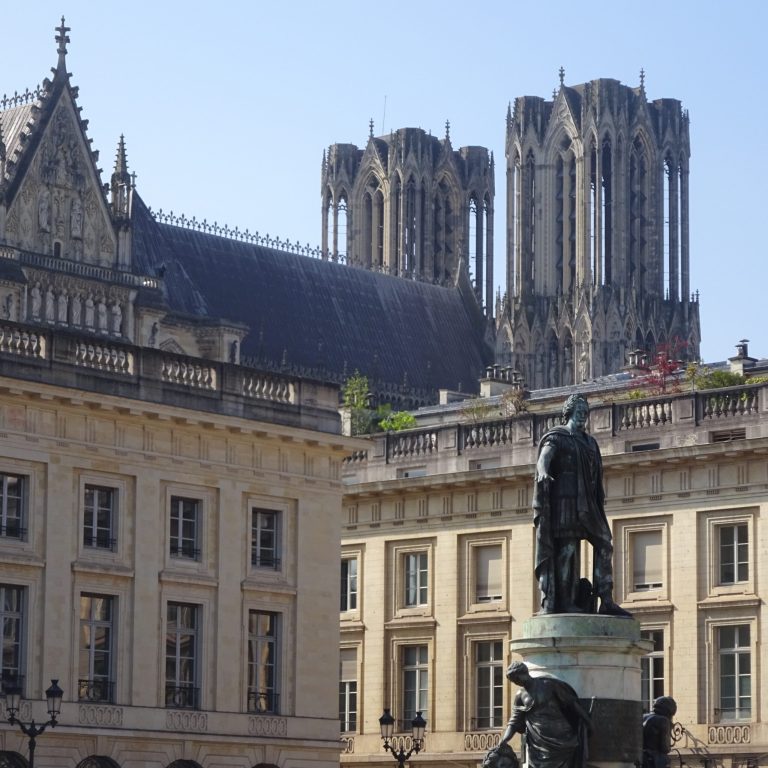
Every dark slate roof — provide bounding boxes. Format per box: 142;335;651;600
130;196;490;397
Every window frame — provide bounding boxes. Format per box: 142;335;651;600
0;584;25;695
0;473;26;540
470;540;505;608
392;541;434;617
717;523;748;586
640;627;666;713
83;484;118;551
340;554;359;613
704;510;756;597
472;639;505;731
169;496;202;561
618;520;669;603
339;646;358;733
164;601;200;710
401;644;429;731
713;622;753;722
251;507;282;571
247;609;280;715
78;593;115;703
404;551;429;607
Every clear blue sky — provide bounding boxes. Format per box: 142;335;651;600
3;2;764;364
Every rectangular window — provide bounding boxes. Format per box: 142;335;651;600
169;497;201;560
404;552;428;607
165;602;199;709
0;474;25;539
340;557;358;612
84;485;117;550
640;629;664;712
632;530;662;591
402;645;428;728
0;585;23;693
251;509;281;569
475;545;502;603
339;647;357;732
248;610;279;714
718;625;751;720
79;594;114;702
474;640;504;729
719;524;748;584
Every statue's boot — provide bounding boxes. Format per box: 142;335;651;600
598;595;633;617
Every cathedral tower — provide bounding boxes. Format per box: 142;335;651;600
498;72;700;388
322;123;495;314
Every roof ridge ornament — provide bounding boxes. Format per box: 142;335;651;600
639;67;646;94
369;118;374;139
558;66;565;88
444;119;450;141
55;16;71;72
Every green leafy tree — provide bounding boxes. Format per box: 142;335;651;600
379;410;417;432
343;372;373;435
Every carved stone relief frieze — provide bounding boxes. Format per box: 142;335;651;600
6;104;116;265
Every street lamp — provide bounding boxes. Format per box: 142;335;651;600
379;708;426;766
5;679;63;768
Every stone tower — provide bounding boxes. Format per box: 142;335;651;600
322;123;495;314
497;72;701;388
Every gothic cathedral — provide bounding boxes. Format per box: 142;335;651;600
323;75;702;391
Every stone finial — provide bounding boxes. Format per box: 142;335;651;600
558;66;565;87
639;68;646;92
445;119;450;141
369;118;374;139
55;16;71;71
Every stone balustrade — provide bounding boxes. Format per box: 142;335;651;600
345;383;768;479
0;320;340;434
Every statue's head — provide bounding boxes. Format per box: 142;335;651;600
652;696;677;718
562;394;589;424
482;742;520;768
506;661;530;685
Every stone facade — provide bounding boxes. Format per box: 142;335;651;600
340;378;768;768
0;19;355;768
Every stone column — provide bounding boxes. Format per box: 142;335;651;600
510;614;651;768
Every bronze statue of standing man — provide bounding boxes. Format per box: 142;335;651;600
533;394;630;616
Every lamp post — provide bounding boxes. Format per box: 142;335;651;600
379;708;426;767
4;679;63;768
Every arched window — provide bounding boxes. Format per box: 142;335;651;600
510;153;521;296
629;136;648;291
662;154;682;300
468;195;486;299
336;194;348;263
601;136;613;285
433;179;454;282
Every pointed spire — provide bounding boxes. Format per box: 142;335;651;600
55;16;71;72
558;66;565;88
639;68;646;94
444;119;450;141
114;134;129;177
111;135;132;219
506;101;512;128
369;118;374;139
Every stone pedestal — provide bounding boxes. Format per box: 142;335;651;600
509;614;651;768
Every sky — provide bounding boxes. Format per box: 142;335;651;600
2;2;765;364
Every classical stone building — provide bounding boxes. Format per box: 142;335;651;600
0;19;356;768
340;365;768;768
497;72;701;389
321;123;495;314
